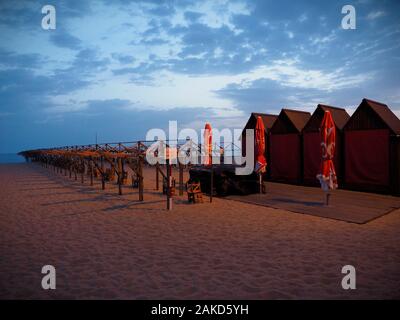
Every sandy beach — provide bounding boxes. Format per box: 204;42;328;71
0;163;399;299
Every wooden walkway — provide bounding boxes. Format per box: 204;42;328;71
226;182;400;224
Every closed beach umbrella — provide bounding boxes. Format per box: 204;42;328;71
255;116;266;193
204;123;212;166
317;111;338;204
255;116;267;173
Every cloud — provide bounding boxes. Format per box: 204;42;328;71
49;28;82;50
214;75;378;116
56;48;110;80
184;11;203;23
0;50;43;69
111;53;135;64
309;31;336;46
1;0;400;153
215;78;322;114
0;48;110;121
367;11;386;20
6;104;221;152
298;13;308;23
286;31;294;39
85;99;134;111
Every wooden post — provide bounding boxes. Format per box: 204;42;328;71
156;162;159;190
101;175;105;190
167;159;172;210
90;159;94;186
210;167;213;203
139;156;144;201
179;163;184;196
117;157;123;195
101;157;105;190
198;143;202;165
81;160;84;184
121;159;125;185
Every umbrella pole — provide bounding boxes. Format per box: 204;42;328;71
210;167;213;203
259;173;262;194
155;162;159;190
325;192;331;206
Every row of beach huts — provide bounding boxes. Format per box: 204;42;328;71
241;98;400;196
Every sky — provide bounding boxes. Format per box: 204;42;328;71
0;0;399;153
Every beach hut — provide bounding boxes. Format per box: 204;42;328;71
343;98;400;195
269;109;311;184
241;113;277;177
302;105;349;187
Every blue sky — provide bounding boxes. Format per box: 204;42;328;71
0;0;399;153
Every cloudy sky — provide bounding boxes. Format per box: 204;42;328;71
0;0;399;153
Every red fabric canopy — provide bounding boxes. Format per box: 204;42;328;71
317;111;338;191
204;123;212;166
255;116;266;173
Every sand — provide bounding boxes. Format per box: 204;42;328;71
0;163;399;299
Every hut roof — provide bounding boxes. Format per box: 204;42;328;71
318;104;350;130
363;99;400;135
344;99;400;135
280;109;311;132
242;112;278;134
304;104;350;132
251;113;278;131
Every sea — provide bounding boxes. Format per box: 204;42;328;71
0;153;25;164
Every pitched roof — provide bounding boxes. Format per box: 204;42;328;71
317;104;350;130
362;99;400;135
242;112;278;135
251;112;278;131
281;109;311;132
